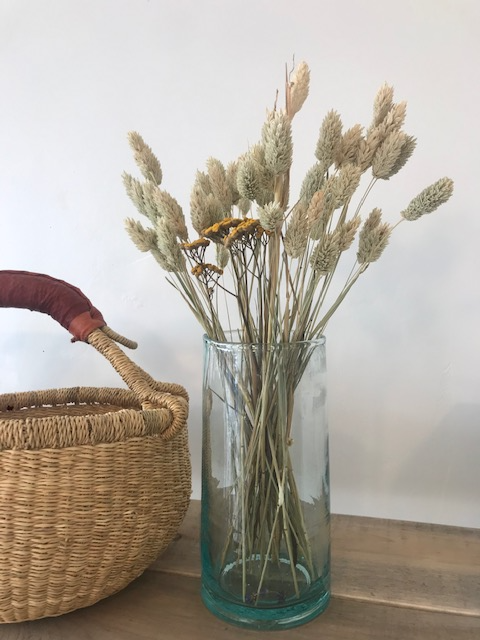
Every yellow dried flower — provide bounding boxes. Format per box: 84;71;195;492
401;177;454;221
191;263;224;278
289;61;310;118
127;131;163;185
181;238;210;252
202;217;243;242
224;219;265;249
315;110;342;169
261;110;293;176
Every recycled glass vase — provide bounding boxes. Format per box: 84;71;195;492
201;335;330;630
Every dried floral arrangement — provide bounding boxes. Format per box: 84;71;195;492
122;61;453;344
121;62;454;608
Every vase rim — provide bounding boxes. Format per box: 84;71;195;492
203;332;326;348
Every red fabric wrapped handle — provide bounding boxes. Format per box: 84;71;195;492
0;270;106;342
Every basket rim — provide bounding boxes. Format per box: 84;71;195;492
0;386;175;451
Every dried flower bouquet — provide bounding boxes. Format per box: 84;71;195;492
122;62;454;610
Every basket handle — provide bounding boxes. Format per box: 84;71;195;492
0;270;136;347
0;270;188;440
87;329;188;440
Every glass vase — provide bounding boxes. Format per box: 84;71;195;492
201;335;330;630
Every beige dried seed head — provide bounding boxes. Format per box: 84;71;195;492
337;217;362;251
333;163;362;206
357;223;392;264
361;102;408;172
315;110;343;168
372;83;395;128
372;131;407;180
195;170;213;196
386;135;417;179
401;177;454;221
258;201;284;232
289;61;310;118
335;124;363;168
127;131;163;185
225;161;240;204
322;175;341;212
190;186;224;235
300;162;327;203
153;189;189;241
357;208;391;264
141;181;161;222
310;232;341;275
284;201;308;258
151;247;176;272
357;127;383;172
250;144;275;194
363;207;383;232
237;197;252;216
156;217;186;272
124;218;157;253
376;102;408;139
309;216;330;242
306;190;325;227
237;155;261;201
123;172;148;217
261;110;293;176
207;157;234;210
216;244;230;269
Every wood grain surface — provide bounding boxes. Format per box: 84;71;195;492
3;501;479;639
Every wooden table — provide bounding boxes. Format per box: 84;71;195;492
4;501;480;639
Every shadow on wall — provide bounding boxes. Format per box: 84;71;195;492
391;403;480;527
329;400;480;528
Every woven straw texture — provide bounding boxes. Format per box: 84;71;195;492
0;328;191;623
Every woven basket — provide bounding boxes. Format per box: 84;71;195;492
0;272;191;623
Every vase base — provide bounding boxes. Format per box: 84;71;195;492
201;583;330;631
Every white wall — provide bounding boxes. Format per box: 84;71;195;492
1;0;478;527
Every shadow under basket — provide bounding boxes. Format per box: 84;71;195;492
0;320;191;623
